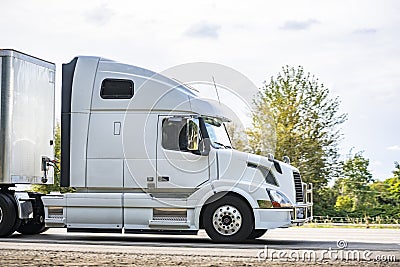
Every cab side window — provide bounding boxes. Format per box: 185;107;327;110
162;119;188;151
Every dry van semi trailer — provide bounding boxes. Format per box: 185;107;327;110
0;49;312;242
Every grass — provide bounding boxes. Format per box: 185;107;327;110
301;223;400;229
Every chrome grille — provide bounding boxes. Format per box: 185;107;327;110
293;171;304;203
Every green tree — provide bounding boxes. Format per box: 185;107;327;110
334;152;374;214
249;66;347;195
32;124;73;194
225;122;248;152
393;161;400;178
383;162;400;203
361;162;400;218
314;186;339;216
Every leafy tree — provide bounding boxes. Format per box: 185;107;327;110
334;152;374;214
329;157;400;219
393;161;400;178
32;124;74;194
383;162;400;202
249;66;347;195
362;162;400;218
225;122;247;151
313;186;338;216
335;195;353;212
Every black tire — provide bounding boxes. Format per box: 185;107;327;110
0;193;18;237
247;229;267;239
17;222;48;235
17;192;48;235
3;193;21;235
203;195;253;243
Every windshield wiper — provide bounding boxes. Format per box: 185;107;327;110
213;142;232;149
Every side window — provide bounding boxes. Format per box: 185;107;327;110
100;79;134;99
162;119;188;151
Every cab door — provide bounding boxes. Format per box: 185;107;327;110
155;115;215;195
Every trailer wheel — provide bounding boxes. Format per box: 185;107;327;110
203;195;253;243
0;193;18;237
247;229;267;239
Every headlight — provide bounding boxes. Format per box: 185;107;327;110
266;189;292;208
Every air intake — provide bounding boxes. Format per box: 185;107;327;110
293;171;304;203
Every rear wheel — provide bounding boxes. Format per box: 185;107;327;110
17;192;47;235
4;193;21;235
247;229;267;239
17;222;48;235
0;193;18;237
203;195;253;243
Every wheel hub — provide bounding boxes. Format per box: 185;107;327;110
212;205;242;236
222;215;232;225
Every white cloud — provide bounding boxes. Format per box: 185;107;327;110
85;4;114;26
280;19;319;31
371;160;383;167
185;22;221;39
353;28;377;35
387;145;400;151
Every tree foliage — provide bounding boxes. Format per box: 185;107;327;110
248;66;347;192
384;162;400;203
334;152;374;212
332;156;400;218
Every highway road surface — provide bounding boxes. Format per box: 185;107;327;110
0;227;399;266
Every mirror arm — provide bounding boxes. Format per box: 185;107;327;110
200;138;211;156
198;118;211;156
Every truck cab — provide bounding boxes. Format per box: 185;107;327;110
43;56;312;242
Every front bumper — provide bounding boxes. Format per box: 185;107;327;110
254;183;313;229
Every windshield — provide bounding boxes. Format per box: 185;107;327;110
204;118;232;149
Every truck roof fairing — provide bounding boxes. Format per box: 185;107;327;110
76;56;232;121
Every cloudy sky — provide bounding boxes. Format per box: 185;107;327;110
1;0;399;180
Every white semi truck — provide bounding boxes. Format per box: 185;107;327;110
0;49;312;242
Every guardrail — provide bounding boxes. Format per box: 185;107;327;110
311;215;400;227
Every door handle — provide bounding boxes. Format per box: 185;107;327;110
158;176;170;182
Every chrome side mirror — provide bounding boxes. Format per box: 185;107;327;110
187;118;199;151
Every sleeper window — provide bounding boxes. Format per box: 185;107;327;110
100;79;134;99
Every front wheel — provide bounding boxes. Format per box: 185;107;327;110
203;195;253;243
247;229;267;239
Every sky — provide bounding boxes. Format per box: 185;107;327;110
1;0;399;181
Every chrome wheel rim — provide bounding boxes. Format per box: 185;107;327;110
212;205;242;236
0;207;3;224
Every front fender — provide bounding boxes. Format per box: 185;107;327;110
192;180;264;228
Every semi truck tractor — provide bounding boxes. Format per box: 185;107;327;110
0;49;312;242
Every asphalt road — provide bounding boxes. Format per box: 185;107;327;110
0;227;399;266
